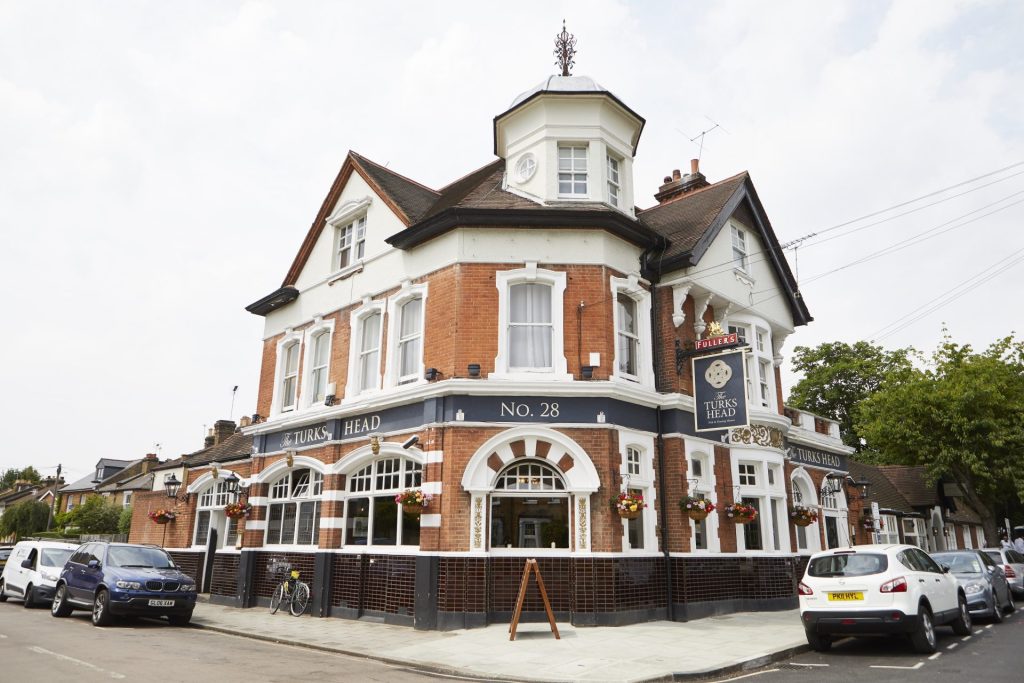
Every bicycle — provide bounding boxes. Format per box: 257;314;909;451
269;568;310;616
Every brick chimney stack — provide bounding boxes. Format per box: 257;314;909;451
213;419;237;446
204;428;215;448
142;453;159;473
654;158;709;204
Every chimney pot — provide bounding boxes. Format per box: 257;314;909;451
672;169;682;180
663;176;672;184
690;159;700;174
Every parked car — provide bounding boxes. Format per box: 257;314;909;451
50;542;196;626
982;547;1024;597
0;539;78;607
932;549;1015;622
799;544;969;654
0;546;13;573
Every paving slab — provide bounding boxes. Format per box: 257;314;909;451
189;600;807;682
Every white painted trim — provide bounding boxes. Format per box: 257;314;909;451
250;454;327;484
424;450;444;464
326;442;425;476
421;481;442;495
461;425;600;494
246;520;267;530
271;329;304;416
684;440;721;553
344;299;386;400
491;265;572;381
300;317;335;409
319;517;345;529
610;274;655;388
617;428;658;553
246;496;267;506
419;513;441;528
383;281;428;389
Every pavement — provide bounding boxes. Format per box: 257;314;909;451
189;599;808;682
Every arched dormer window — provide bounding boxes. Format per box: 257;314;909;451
266;468;323;546
343;457;422;547
491;460;569;549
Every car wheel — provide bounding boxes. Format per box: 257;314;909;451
1003;587;1015;614
91;589;113;627
951;594;972;636
910;605;938;654
168;611;192;627
805;629;832;652
51;584;72;617
23;584;34;609
0;579;8;602
990;595;1004;623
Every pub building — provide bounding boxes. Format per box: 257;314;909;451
132;32;859;629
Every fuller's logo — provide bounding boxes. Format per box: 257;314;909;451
704;359;732;388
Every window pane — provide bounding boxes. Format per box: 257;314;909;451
225;517;238;547
626;488;645;550
400;298;422;336
372;496;398;545
401;507;421;546
510;325;552;368
267;505;283;545
297;501;316;545
346;497;370;545
694;518;707;550
280;503;297;545
195;510;210;546
510;284;551;323
742;497;762;550
490;496;568;548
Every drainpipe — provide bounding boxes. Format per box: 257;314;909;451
642;239;674;622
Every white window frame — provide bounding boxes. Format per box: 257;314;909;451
122;491;132;509
731;225;749;272
606;154;621;207
342;457;424;547
265;468;323;547
326;197;372;275
686;444;720;553
733;453;789;553
618;430;657;553
557;144;589;198
820;480;851;549
384;283;428;388
346;300;386;399
790;468;822;555
272;329;304;415
194;480;240;549
726;315;777;412
301;317;335;408
610;276;654;386
493;264;571;381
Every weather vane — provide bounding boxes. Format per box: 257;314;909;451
553;20;576;76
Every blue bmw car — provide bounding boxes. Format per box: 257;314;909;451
51;541;197;626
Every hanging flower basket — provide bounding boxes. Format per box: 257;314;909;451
680;496;715;521
148;509;176;525
613;491;647;520
395;489;432;516
790;505;819;527
723;502;758;524
224;502;252;520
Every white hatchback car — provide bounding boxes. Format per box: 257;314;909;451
799;544;970;654
0;540;79;607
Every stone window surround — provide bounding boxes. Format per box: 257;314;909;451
492;264;571;381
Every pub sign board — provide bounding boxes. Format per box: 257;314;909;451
692;349;749;432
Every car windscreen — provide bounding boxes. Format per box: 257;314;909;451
106;546;176;569
933;553;983;574
808;553;888;577
40;548;74;568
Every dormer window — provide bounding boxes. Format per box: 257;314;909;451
606;154;621;207
558;145;588;196
336;216;366;269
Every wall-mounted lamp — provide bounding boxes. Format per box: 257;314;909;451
368;434;381;455
285;450;296;468
845;476;871;500
223;471;249;498
581;366;594;380
467;363;481;378
820;474;846;497
251;413;263;424
424;368;440;381
324;382;337;407
163;473;190;503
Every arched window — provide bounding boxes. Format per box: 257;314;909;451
790;470;820;554
820;476;850;549
194;480;239;549
491;460;569;549
266;468;323;546
344;458;422;546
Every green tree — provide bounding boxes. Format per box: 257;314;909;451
856;334;1024;541
118;506;133;536
0;466;42;490
788;341;915;450
0;500;51;539
66;495;121;535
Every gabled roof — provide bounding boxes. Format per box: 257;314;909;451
848;460;913;513
638;172;811;326
876;466;939;508
184;431;253;467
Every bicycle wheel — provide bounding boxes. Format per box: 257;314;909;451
269;582;285;614
289;581;310;616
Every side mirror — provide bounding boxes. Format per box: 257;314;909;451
21;559;33;569
941;565;950;573
87;559;101;570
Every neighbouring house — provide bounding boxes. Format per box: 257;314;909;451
150;32;859;630
59;455;162;515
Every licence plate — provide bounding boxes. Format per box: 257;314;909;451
828;592;864;601
148;599;175;607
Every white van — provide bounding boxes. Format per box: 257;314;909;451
0;540;79;607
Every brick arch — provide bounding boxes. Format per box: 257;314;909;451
461;426;600;494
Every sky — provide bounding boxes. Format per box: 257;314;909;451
1;0;1022;482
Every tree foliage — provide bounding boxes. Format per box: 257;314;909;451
118;506;133;536
0;500;51;539
66;495;121;535
788;341;915;450
0;466;42;490
856;334;1024;538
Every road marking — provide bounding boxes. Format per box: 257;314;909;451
27;646;125;679
961;635;972;641
946;643;958;650
0;634;7;639
714;670;779;682
928;653;942;660
870;663;924;670
986;624;994;629
790;663;830;667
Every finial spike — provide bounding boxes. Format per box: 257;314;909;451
553;20;577;77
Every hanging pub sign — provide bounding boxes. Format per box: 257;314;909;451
692;349;749;432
